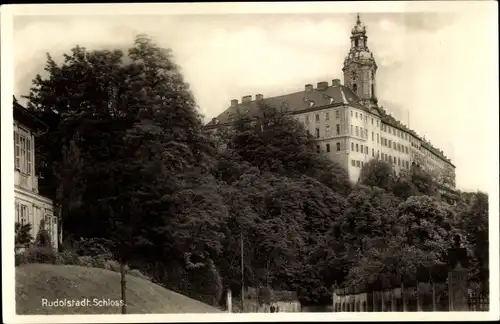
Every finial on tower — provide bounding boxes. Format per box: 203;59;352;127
356;13;361;24
351;13;366;35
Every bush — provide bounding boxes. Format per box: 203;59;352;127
129;269;151;281
77;256;94;267
55;249;79;265
18;246;56;265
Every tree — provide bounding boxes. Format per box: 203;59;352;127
15;222;33;247
231;104;351;195
358;159;395;192
23;34;223;311
458;192;489;292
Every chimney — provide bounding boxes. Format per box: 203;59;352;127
255;94;264;101
332;79;341;86
242;95;252;104
230;99;238;107
305;84;313;92
317;81;328;90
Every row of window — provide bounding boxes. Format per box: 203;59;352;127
314;125;341;138
350;142;381;159
14;131;32;175
350;125;381;143
15;202;56;240
351;159;366;168
316;142;342;153
381;137;410;155
306;110;341;124
380;153;411;169
350;110;380;127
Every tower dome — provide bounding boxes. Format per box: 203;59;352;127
351;13;366;35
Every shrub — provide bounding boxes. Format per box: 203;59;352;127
34;220;53;249
21;246;56;264
15;222;33;247
129;269;151;281
77;256;94;267
55;249;79;265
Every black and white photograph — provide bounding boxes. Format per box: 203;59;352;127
1;2;498;322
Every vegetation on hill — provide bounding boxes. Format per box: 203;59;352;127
19;33;489;308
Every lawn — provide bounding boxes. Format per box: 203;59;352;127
16;263;221;314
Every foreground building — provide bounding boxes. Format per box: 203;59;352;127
14;100;59;250
205;15;456;192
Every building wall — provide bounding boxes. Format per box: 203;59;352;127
14;119;58;250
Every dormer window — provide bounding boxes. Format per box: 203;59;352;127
352;83;358;92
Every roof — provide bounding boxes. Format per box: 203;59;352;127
206;81;371;127
13;100;48;135
205;81;453;168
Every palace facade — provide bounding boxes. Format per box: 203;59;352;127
205;15;456;192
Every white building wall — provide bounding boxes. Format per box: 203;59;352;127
14;119;58;250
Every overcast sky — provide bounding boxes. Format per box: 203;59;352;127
10;2;498;193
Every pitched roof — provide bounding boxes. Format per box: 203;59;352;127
13;100;49;135
206;81;454;167
206;81;369;127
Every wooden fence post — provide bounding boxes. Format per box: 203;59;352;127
402;282;407;312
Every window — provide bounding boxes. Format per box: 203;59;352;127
372;148;374;157
360;113;363;120
406;161;409;169
377;150;380;158
398;158;401;166
336;124;340;135
326;144;331;152
360;127;363;137
388;140;392;148
397;143;400;151
365;129;368;138
14;132;32;175
372;132;374;141
351;111;353;117
356;144;359;152
393;156;396;165
336;142;341;151
361;161;364;168
405;146;409;154
393;128;396;135
356;160;360;167
393;142;396;149
305;116;309;124
355;112;358;118
326;112;330;120
351;159;356;166
325;125;331;137
316;145;320;153
371;118;374;125
365;115;368;121
315;114;320;122
365;146;368;154
16;203;29;225
389;156;392;163
353;84;358;92
377;134;379;143
377;120;379;127
355;126;359;136
360;144;363;152
351;143;354;151
351;125;353;135
315;128;320;138
336;110;340;119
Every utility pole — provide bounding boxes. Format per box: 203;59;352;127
241;230;245;311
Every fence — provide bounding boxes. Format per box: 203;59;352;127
333;246;489;312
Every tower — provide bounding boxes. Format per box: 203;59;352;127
342;14;378;108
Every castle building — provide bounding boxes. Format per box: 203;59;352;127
205;14;456;192
14;100;59;250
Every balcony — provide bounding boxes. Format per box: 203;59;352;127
14;169;39;194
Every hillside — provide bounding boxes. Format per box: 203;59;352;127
16;264;221;314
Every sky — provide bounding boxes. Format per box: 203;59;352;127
9;2;498;193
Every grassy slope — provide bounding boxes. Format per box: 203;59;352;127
16;263;221;314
